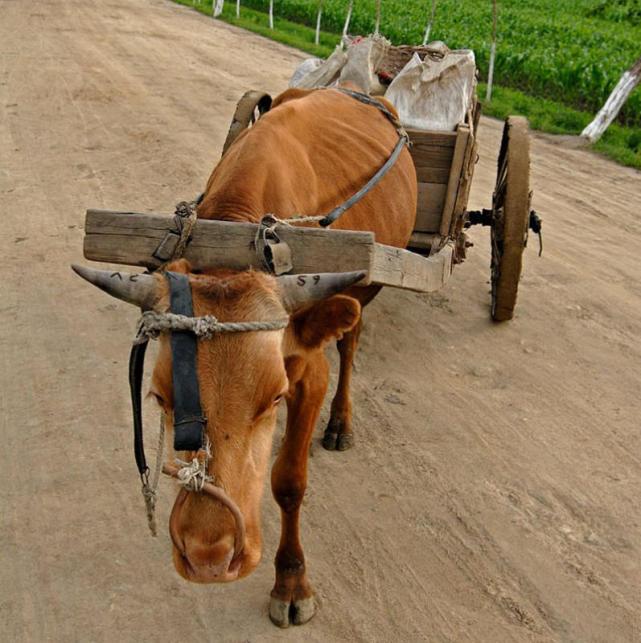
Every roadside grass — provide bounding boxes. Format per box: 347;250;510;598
173;0;641;170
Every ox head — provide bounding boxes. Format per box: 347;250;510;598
73;260;363;583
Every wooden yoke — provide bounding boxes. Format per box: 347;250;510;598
83;209;453;294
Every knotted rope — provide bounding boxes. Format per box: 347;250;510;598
174;441;213;493
134;311;289;345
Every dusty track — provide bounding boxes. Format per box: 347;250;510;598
2;1;640;640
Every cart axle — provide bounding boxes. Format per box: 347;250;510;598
466;209;543;257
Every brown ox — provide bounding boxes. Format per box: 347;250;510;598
75;87;417;627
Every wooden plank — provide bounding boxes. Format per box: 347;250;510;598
449;135;479;237
82;209;455;294
439;124;470;237
409;145;454;169
370;243;453;292
83;209;375;276
414;182;447;232
414;166;450;184
406;129;457;148
407;232;442;253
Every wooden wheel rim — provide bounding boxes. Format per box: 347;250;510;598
491;116;531;321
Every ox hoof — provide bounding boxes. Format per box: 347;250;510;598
269;595;316;628
322;431;338;451
323;418;354;451
336;433;354;451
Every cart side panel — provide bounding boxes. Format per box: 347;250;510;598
408;129;456;234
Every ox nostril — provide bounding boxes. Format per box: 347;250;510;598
183;534;235;577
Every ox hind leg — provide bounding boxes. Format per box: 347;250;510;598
323;285;381;452
269;351;328;627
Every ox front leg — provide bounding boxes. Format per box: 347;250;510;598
269;353;328;627
323;319;362;451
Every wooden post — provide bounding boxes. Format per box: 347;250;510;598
375;0;382;35
486;0;497;102
343;0;354;38
236;0;240;18
582;56;641;143
213;0;224;18
269;0;274;29
422;0;437;46
315;0;323;45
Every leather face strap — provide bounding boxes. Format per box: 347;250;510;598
166;272;206;452
129;340;149;477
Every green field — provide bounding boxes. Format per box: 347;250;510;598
174;0;641;169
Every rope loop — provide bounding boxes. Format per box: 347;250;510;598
134;311;289;344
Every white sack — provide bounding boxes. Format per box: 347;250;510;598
290;58;323;87
339;34;390;95
385;47;476;131
289;46;347;89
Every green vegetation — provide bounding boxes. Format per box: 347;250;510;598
173;0;641;169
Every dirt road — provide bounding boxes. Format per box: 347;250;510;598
2;0;640;641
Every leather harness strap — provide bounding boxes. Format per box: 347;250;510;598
129;340;149;479
166;272;207;452
129;271;206;482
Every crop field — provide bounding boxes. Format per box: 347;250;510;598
176;0;641;168
238;0;641;125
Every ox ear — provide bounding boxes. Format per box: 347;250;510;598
71;264;159;310
277;271;366;313
292;295;361;348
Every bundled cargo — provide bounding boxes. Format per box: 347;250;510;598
289;38;476;132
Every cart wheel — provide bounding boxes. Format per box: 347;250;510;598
490;116;531;321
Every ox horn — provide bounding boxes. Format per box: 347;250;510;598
71;264;158;310
277;271;366;312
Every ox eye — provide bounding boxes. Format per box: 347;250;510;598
149;391;166;408
273;394;284;406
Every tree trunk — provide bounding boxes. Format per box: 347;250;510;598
486;0;498;102
213;0;224;17
422;0;437;46
582;56;641;143
343;0;354;38
315;1;323;45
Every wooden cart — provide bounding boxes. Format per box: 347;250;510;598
404;96;537;320
82;90;538;321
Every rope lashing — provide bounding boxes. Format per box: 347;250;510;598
141;414;166;536
174;455;213;493
134;311;289;344
172;201;199;259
